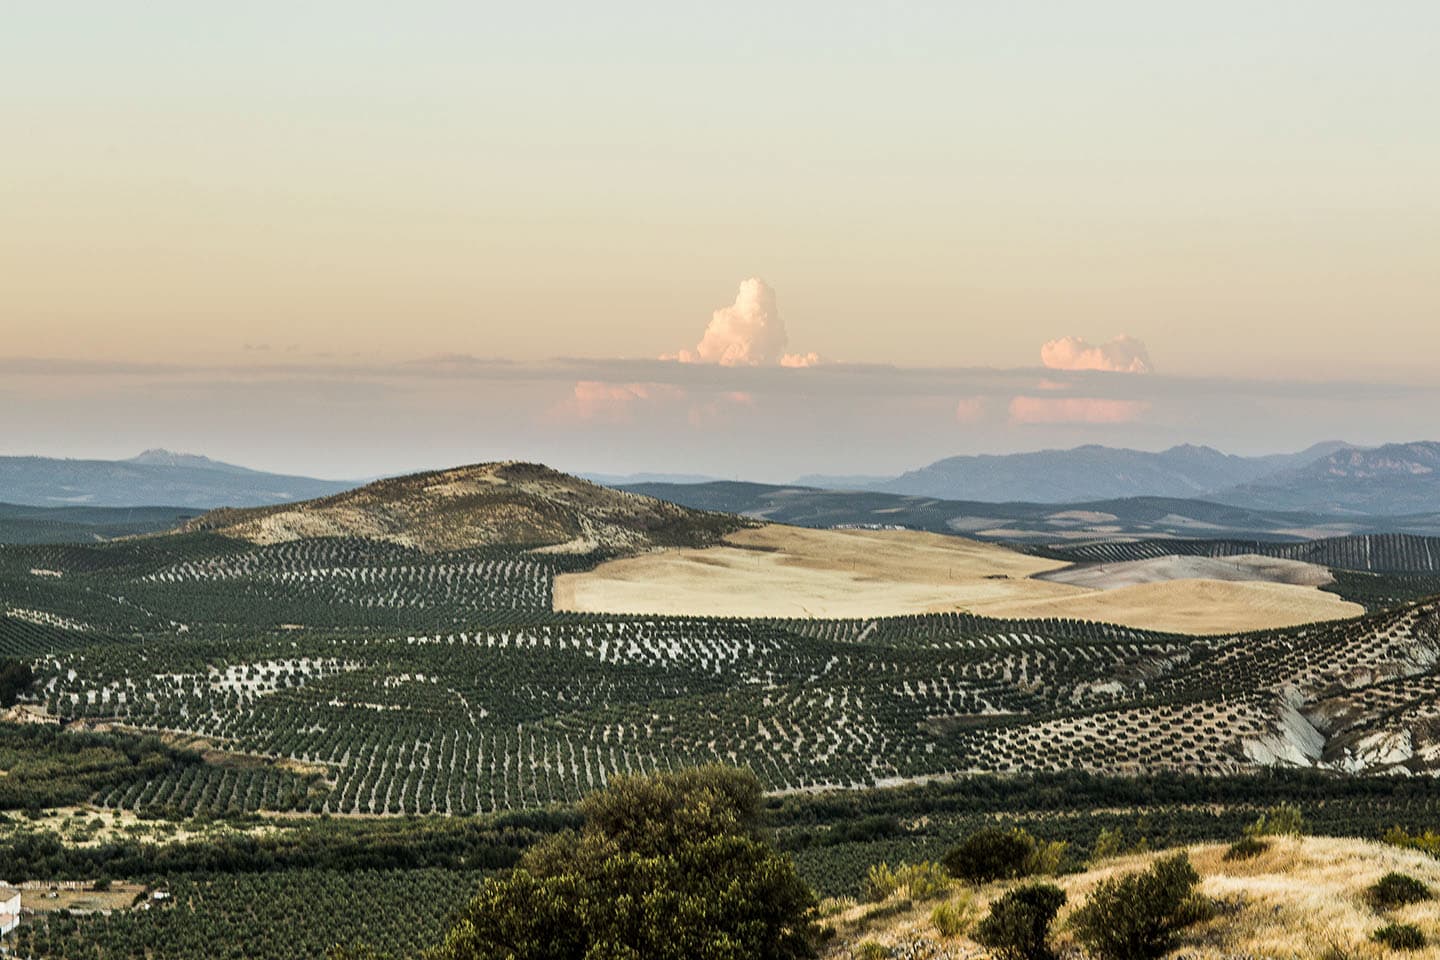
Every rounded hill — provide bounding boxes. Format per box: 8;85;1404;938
182;461;750;554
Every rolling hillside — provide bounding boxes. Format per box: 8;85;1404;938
2;501;1438;820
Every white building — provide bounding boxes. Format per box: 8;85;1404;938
0;884;19;936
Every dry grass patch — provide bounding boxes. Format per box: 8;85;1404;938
819;837;1440;959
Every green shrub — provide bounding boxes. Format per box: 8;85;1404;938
1383;826;1440;857
1368;873;1433;910
1027;839;1069;877
863;862;902;903
855;941;890;960
943;827;1039;885
863;861;951;903
1372;923;1426;950
974;883;1066;960
1247;803;1305;838
903;862;953;902
1071;852;1204;960
1222;836;1269;861
1092;827;1126;861
930;894;977;938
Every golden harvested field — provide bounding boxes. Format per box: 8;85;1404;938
554;525;1365;633
554;526;1079;620
822;836;1440;960
966;578;1364;634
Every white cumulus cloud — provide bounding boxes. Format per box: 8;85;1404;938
669;278;820;367
1041;335;1153;373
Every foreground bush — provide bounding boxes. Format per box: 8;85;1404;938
1222;836;1269;861
430;765;816;960
1372;923;1426;950
974;883;1066;960
942;827;1060;885
1368;872;1433;910
1070;852;1204;960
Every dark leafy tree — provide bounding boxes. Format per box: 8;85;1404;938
942;827;1039;885
430;765;816;960
0;658;33;706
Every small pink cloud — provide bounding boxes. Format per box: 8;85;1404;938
780;352;822;368
954;397;986;423
564;381;686;423
558;382;757;429
688;391;756;428
1041;336;1153;373
1009;396;1148;424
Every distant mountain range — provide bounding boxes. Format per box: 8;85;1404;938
0;450;356;509
1211;442;1440;515
783;441;1440;516
6;440;1439;519
620;480;1440;543
842;442;1350;502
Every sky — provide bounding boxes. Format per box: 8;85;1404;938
2;2;1438;480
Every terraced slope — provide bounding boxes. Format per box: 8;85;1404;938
183;461;749;554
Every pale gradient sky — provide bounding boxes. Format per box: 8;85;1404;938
3;3;1438;479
